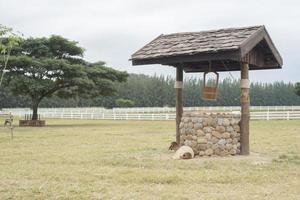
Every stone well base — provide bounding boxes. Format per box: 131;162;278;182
179;112;241;157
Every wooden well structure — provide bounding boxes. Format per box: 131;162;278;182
131;26;282;155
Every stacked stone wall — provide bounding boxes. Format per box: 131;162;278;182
179;112;241;156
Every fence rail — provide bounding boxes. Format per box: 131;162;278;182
2;105;300;115
2;108;300;121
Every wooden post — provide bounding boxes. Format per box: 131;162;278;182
240;62;250;155
175;66;183;144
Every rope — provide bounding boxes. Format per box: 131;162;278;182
220;60;240;101
221;60;235;80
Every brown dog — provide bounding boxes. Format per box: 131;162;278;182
168;141;179;151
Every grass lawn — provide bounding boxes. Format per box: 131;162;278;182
0;119;299;199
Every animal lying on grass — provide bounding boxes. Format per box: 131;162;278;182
169;142;194;160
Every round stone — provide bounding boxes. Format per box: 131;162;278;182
222;132;231;139
233;125;240;132
230;131;237;138
220;150;230;156
194;123;203;130
212;144;219;150
216;126;226;133
188;122;194;128
232;138;238;144
186;134;193;140
198;144;207;151
199;151;205;156
205;148;213;156
214;148;221;155
225;143;233;150
205;133;212;140
217;118;223;126
203;127;212;133
184;123;188;128
207;142;213;148
179;122;184;128
212;131;222;139
197;118;203;123
191;117;198;123
229;149;236;155
180;128;186;134
211;136;219;144
211;119;218;127
184;140;192;146
223;119;230;126
229;119;235;125
226;138;233;144
197;130;205;136
197;138;208;144
218;139;227;146
226;126;234;132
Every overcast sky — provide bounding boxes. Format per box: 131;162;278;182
0;0;299;82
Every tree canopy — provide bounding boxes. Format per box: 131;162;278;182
1;74;300;109
0;24;21;87
115;98;135;107
2;35;128;119
295;82;300;97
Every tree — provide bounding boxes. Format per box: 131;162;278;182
3;35;128;120
115;98;135;107
0;24;21;87
295;82;300;97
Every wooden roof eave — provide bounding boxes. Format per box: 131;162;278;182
131;49;241;66
239;26;283;67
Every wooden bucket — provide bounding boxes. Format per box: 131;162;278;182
202;71;219;101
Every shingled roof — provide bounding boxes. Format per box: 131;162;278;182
131;25;282;72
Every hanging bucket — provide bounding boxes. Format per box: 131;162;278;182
202;71;219;101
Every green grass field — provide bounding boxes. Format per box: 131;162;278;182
0;119;299;199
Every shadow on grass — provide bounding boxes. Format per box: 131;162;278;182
272;154;300;165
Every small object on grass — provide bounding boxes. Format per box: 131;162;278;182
3;113;14;140
173;146;194;160
181;152;192;159
168;141;179;151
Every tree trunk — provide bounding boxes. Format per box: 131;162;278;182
32;100;40;120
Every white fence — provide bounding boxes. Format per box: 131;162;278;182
34;111;300;120
112;106;300;113
2;107;300;121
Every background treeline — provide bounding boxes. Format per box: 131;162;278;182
1;74;299;108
